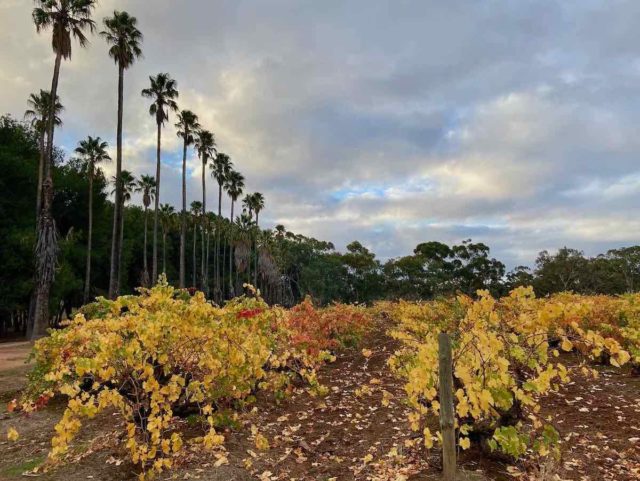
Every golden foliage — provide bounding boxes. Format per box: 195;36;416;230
22;281;360;479
386;287;635;458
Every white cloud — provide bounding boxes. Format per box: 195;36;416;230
2;0;640;268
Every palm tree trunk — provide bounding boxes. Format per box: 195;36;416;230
162;230;167;275
143;206;149;285
215;183;222;301
109;62;125;299
83;163;94;304
223;232;229;300
192;222;197;287
205;230;210;294
35;129;45;222
152;121;161;284
201;163;206;293
118;201;125;290
254;214;259;287
229;201;234;296
31;51;62;340
180;137;187;288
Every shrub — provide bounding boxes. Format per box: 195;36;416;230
286;297;372;356
20;282;363;479
387;287;632;459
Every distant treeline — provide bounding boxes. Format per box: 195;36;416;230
1;115;638;337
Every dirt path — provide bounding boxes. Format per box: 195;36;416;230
0;341;32;401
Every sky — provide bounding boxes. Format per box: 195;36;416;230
1;0;639;269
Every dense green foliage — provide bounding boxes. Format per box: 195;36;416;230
2;115;640;336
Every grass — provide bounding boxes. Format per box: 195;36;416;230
1;455;45;477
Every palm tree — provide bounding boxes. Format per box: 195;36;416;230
242;194;254;284
243;194;254;218
224;170;245;294
195;129;216;292
135;175;156;286
251;192;265;227
159;203;175;276
243;193;265;287
211;153;232;218
30;0;97;340
175;110;200;288
141;73;179;284
75;136;110;303
101;10;143;299
24;90;63;221
210;153;232;300
225;171;245;223
111;170;136;290
189;201;203;288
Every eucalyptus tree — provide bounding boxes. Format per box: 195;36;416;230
195;129;216;292
210;153;232;299
135;174;157;286
141;73;179;283
189;201;203;287
24;90;63;220
30;0;97;339
224;170;245;292
175;110;200;288
159;203;176;276
101;10;143;298
75;136;110;303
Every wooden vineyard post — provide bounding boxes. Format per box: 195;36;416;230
438;332;456;481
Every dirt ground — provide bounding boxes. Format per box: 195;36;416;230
0;329;638;481
0;341;32;402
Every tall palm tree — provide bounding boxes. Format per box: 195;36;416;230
30;0;97;340
189;201;203;288
225;171;245;223
224;170;245;293
175;110;200;288
210;153;232;300
242;194;254;284
101;10;143;299
243;194;254;219
24;90;63;221
75;136;110;303
211;153;232;218
135;175;156;286
159;203;175;276
195;129;216;292
251;192;265;227
111;170;136;290
141;73;179;284
243;193;265;287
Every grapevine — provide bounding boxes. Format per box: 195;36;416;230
19;281;370;479
386;287;634;459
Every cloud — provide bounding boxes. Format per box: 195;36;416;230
2;0;640;268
